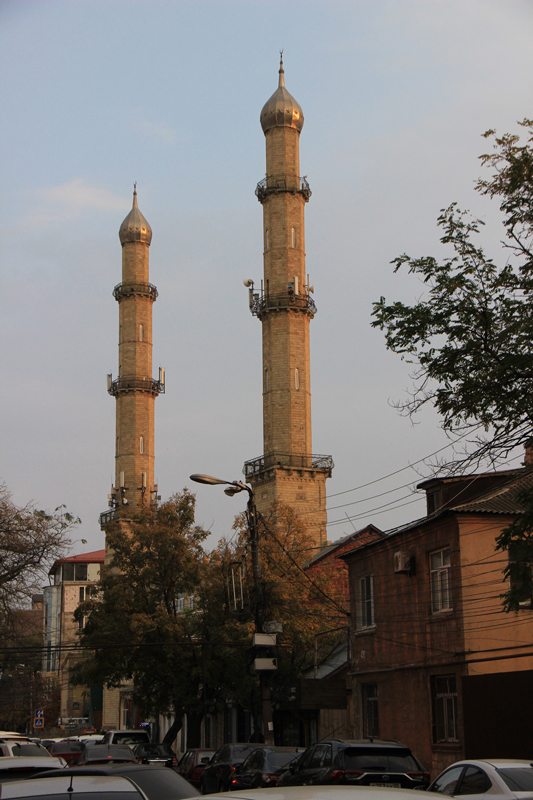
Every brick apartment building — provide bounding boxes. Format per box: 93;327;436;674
341;467;533;777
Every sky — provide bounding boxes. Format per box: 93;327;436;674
2;0;533;556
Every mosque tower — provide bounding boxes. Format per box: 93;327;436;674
100;186;164;532
243;57;333;550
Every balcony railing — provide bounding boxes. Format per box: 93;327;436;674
108;376;165;396
243;452;334;478
113;282;158;301
99;509;120;526
251;291;317;318
255;175;311;204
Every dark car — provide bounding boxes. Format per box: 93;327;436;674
77;744;137;766
176;748;215;788
230;747;302;789
48;740;84;765
29;763;200;800
200;744;258;794
133;743;178;769
279;739;429;789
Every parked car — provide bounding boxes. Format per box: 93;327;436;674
1;773;150;800
133;743;178;768
428;758;533;799
230;747;303;789
77;744;137;766
0;739;54;759
0;756;67;782
278;739;429;789
198;787;436;800
101;730;151;746
200;744;258;794
47;740;85;765
176;748;215;788
29;763;200;799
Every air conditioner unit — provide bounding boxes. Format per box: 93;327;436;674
394;551;410;573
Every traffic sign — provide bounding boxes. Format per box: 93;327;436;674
34;709;44;729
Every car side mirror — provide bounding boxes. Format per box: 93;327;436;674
201;756;211;763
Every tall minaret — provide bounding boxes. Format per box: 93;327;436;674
101;186;164;529
244;58;333;549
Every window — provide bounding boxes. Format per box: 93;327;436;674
266;229;269;251
177;595;185;612
291;227;296;248
116;437;120;456
265;369;269;392
295;368;299;390
457;767;491;794
140;436;144;454
508;544;533;608
430;548;452;612
357;574;374;629
361;683;379;737
189;595;195;609
139;324;143;341
79;586;85;602
431;675;458;742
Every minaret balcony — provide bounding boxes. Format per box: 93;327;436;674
251;290;317;318
108;375;165;396
243;452;334;479
255;175;311;204
113;282;158;302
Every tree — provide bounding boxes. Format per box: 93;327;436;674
371;120;533;610
73;492;346;744
0;484;78;617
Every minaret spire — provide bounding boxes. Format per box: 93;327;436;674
278;51;285;87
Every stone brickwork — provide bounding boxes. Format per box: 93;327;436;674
250;73;331;550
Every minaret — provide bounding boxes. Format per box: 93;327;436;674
244;58;333;550
100;186;164;530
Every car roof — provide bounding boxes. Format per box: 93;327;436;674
200;787;435;800
0;774;147;798
0;757;65;769
28;764;200;798
442;759;533;769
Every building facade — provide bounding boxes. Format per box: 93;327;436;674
42;550;105;730
341;468;533;777
243;58;333;551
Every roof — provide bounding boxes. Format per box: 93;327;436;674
309;525;384;566
49;549;105;576
341;469;533;559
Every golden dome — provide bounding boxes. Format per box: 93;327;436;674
119;186;152;246
260;56;304;135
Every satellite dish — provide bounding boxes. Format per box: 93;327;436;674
243;279;254;288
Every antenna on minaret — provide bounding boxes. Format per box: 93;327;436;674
279;50;285;87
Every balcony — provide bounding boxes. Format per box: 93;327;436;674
113;282;158;301
255;175;311;204
243;452;334;479
99;509;120;526
251;290;317;318
108;376;165;397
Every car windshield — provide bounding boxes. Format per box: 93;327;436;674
268;753;300;768
113;734;148;745
497;768;533;791
11;744;50;758
339;748;419;772
128;767;200;799
197;751;213;762
52;743;83;752
140;745;173;756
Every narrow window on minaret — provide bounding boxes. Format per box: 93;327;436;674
140;436;144;454
295;369;300;390
291;228;296;248
139;324;143;342
266;229;269;251
119;325;123;343
116;437;120;456
265;369;269;392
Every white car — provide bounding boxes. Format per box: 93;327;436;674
0;774;150;799
428;759;533;799
199;787;437;800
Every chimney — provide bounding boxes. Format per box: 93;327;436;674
523;439;533;467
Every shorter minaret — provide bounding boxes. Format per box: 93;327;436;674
244;58;333;550
100;187;164;529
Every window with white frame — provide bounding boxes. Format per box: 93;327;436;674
357;574;374;630
139;324;143;342
140;436;144;454
431;675;458;742
177;595;185;612
430;548;452;612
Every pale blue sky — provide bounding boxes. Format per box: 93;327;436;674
2;0;533;554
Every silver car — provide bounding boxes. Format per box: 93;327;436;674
428;759;533;799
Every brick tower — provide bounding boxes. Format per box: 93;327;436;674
100;186;164;532
243;58;333;549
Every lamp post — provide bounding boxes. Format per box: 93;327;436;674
189;473;273;743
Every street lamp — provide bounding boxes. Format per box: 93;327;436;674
189;474;263;632
190;472;274;745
